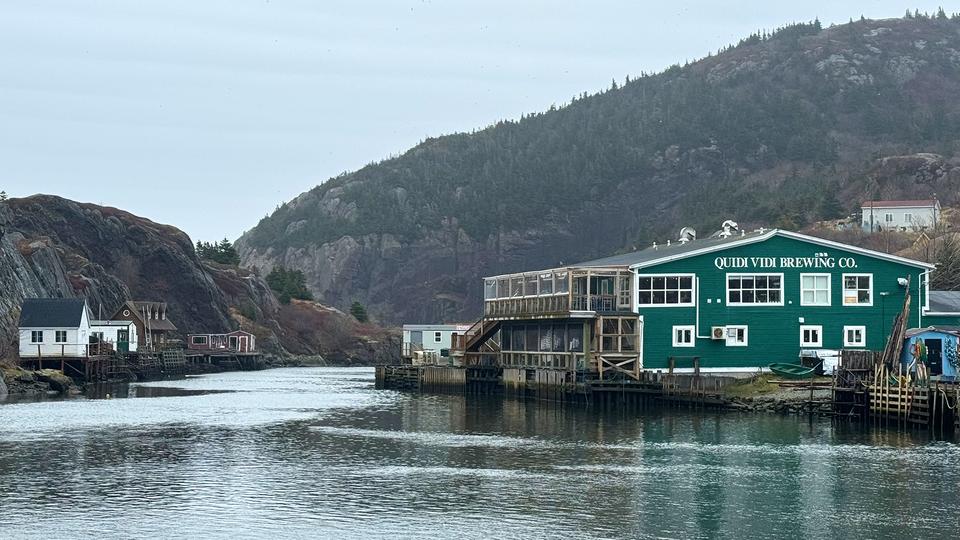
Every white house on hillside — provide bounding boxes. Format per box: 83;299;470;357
18;298;93;358
861;199;940;232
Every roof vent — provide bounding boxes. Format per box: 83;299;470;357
678;227;697;244
718;220;739;238
652;241;658;250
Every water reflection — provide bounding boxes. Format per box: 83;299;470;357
0;368;958;539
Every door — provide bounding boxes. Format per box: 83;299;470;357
925;339;943;375
229;336;239;351
117;329;130;354
637;316;644;370
238;335;248;352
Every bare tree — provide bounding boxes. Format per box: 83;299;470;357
931;233;960;290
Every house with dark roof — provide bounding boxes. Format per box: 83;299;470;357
18;298;93;358
109;301;177;349
462;222;935;378
861;199;940;232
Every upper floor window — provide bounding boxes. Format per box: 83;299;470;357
192;335;208;345
637;274;695;306
31;331;43;343
727;274;783;306
800;274;831;306
905;213;913;223
842;274;872;306
55;330;68;343
434;331;443;343
885;213;894;223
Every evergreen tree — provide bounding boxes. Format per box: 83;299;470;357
0;190;7;201
350;301;369;323
195;238;240;265
266;266;313;304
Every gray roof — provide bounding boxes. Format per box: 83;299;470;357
928;291;960;314
906;326;960;338
19;298;88;328
573;230;769;268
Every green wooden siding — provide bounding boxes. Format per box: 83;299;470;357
636;235;928;370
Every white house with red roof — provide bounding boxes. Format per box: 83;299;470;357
861;198;940;232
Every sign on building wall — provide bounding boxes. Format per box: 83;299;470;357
714;253;858;270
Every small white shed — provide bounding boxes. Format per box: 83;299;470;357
18;298;93;358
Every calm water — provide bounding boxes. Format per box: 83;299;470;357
0;368;958;539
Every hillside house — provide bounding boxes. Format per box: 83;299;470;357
110;301;177;348
18;298;93;358
861;199;940;232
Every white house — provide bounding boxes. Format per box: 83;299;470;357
402;323;472;365
18;298;93;358
861;199;940;232
90;320;138;354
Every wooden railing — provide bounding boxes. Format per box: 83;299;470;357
484;295;570;318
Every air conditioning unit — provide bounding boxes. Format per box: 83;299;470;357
711;326;726;340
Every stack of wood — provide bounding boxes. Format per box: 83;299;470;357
879;276;911;370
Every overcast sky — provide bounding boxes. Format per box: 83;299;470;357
0;1;948;241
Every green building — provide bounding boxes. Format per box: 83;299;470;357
471;226;936;377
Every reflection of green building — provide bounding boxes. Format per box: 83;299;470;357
475;226;935;376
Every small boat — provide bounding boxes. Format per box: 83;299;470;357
768;362;818;379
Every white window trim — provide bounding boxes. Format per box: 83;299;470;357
31;331;43;343
192;335;208;345
725;272;785;307
842;273;874;307
799;273;832;307
55;330;68;343
800;325;823;347
843;325;867;347
434;331;443;343
636;273;697;308
884;213;894;223
672;325;696;348
725;325;748;347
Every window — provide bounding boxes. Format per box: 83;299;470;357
727;274;783;305
800;274;831;306
497;278;509;298
55;330;67;343
637;274;695;306
905;213;913;223
484;279;497;300
434;331;442;343
31;331;43;343
555;272;569;294
524;274;538;296
800;325;823;347
538;273;554;295
672;325;695;347
885;213;894;223
229;336;239;349
844;326;866;347
191;335;208;345
618;276;631;307
510;277;524;297
726;326;748;347
843;274;873;306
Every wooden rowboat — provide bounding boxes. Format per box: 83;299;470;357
768;362;818;379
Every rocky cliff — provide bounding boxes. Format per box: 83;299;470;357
238;16;960;325
0;195;399;364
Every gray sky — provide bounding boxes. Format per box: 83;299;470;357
0;1;946;242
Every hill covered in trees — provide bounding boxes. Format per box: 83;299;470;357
239;14;960;324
